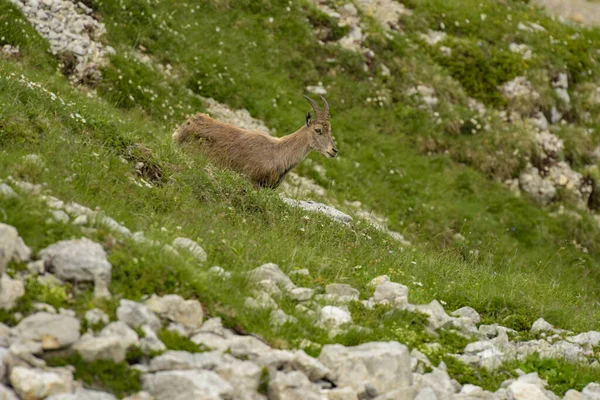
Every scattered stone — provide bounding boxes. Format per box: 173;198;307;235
372;281;409;305
139;325;167;353
406;300;452;330
16;312;80;349
451;306;481;325
171;237;207;263
148;351;231;372
38;238;111;298
509;43;533;60
145;294;203;330
9;366;74;400
567;331;600;347
507;380;550;400
84;308;110;326
325;284;360;302
51;210;70;224
319;341;412;395
0;274;25;310
46;388;118;400
0;184;18;199
117;299;161;331
318;306;352;329
420;30;447;45
99;321;139;349
270;309;298;327
289;287;314;302
519;166;556;205
281;197;353;224
268;370;322;400
0;384;18;400
249;263;296;291
306;85;327;95
500;77;540;103
208;266;231;279
122;392;154;400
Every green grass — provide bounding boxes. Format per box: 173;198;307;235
2;0;600;394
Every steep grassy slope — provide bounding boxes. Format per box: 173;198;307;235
2;0;600;393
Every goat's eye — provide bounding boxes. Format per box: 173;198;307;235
315;128;322;135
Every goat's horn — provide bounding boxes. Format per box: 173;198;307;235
320;95;330;118
303;95;322;119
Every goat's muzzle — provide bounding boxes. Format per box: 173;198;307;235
327;147;338;158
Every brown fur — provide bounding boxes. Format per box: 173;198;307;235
172;97;337;188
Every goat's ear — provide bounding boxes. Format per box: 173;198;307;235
306;112;311;127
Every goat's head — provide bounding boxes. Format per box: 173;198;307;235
304;95;337;158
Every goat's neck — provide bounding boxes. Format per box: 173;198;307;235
277;127;312;172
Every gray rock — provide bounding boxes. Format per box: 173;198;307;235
0;224;18;276
0;184;18;199
270;310;298;327
172;238;207;263
38;238;111;298
208;266;231;279
567;331;600;347
319;341;411;395
415;387;438;400
51;210;69;224
292;350;331;381
191;332;270;360
326;387;359;400
0;384;18;400
281;198;352;224
99;321;139;348
420;367;457;399
142;370;234;400
289;288;314;302
318;306;352;329
245;291;278;310
451;307;481;325
249;263;296;291
325;284;359;302
0;274;24;310
406;300;452;330
117;299;161;331
372;281;409;305
122;392;154;400
16;312;80;350
519;167;556;205
73;335;127;363
149;351;231;372
10;366;74;400
46;388;117;400
12;237;31;263
368;275;390;288
215;359;263;399
563;390;584;400
140;325;166;353
84;308;109;326
582;383;600;399
144;294;203;330
506;381;550;400
268;370;322;400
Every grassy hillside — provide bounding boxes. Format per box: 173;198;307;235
2;0;600;394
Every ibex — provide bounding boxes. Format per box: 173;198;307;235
172;95;337;188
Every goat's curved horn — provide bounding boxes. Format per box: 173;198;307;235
303;95;322;119
320;95;330;118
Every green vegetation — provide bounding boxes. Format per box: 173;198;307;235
157;329;208;353
2;0;600;394
48;354;141;397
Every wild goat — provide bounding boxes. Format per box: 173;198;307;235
172;95;337;188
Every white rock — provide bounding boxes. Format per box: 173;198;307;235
145;294;203;330
268;370;322;400
208;266;230;279
214;359;263;398
519;167;556;205
10;366;74;400
122;392;154;400
142;370;234;400
0;184;18;199
325;284;359;302
368;275;390;288
289;287;314;302
531;318;554;334
249;263;296;291
582;383;600;399
99;321;139;348
0;274;24;310
326;387;359;400
12;237;31;263
420;367;457;399
451;306;481;324
415;387;438;400
51;210;69;223
270;309;298;327
372;281;408;305
148;351;231;372
38;238;111;298
16;312;80;349
292;349;331;381
406;300;452;330
85;308;109;326
318;306;352;329
47;388;117;400
140;325;166;353
117;299;161;331
507;381;550;400
0;224;18;275
73;335;127;363
0;384;18;400
72;215;88;225
567;331;600;347
306;85;327;95
319;341;411;395
172;237;207;263
281;198;352;224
